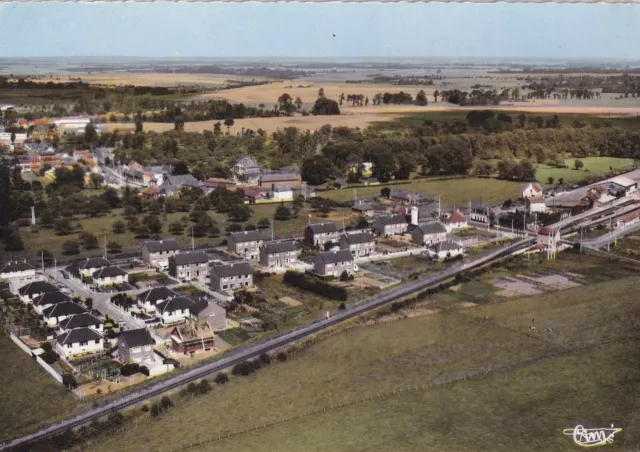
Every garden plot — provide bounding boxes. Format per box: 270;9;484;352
492;272;583;298
492;278;543;298
524;273;582;289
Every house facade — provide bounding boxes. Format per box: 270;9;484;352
259;172;303;190
92;266;128;287
42;302;87;327
227;230;266;261
136;286;179;314
168;252;210;285
233;155;264;179
56;328;104;358
118;328;156;364
78;257;111;278
411;222;448;246
313;250;356;278
210;262;254;292
339;232;376;258
18;281;59;304
526;196;547;214
191;300;227;330
58;313;103;334
441;210;468;233
373;215;408;236
32;291;72;315
156;296;195;325
272;186;293;201
141;239;181;269
305;222;340;247
0;261;36;280
428;240;465;260
259;241;298;269
521;182;543;199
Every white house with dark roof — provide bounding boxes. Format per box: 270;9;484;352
141;239;181;269
210;262;254;292
136;286;179;313
428;240;465;260
339;232;376;258
168;252;210;284
32;291;72;315
118;328;155;364
56;327;104;358
526;196;547;214
313;250;357;278
155;296;195;325
609;175;638;195
42;302;87;327
411;222;448;246
58;313;103;334
227;230;266;261
272;186;293;201
373;214;408;236
18;281;59;304
92;266;128;287
0;261;36;280
158;174;204;196
78;257;112;278
304;222;339;247
259;241;298;269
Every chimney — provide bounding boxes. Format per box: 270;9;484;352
410;206;419;226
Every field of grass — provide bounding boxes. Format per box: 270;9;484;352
83;261;640;452
535;157;634;186
321;177;523;205
0;334;80;440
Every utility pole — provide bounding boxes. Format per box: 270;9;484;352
191;227;194;251
438;193;441;220
104;236;107;259
511;219;514;236
270;219;274;241
41;250;44;273
54;258;57;281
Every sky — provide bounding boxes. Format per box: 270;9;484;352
1;2;639;60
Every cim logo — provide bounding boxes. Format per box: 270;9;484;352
563;425;622;447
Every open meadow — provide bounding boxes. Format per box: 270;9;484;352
0;334;80;440
535;157;635;185
81;252;640;452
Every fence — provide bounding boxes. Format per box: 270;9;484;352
34;355;64;384
9;332;32;355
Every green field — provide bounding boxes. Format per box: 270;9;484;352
322;177;522;205
535;157;635;186
0;334;80;440
84;265;640;452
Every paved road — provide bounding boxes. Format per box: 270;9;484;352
1;238;532;450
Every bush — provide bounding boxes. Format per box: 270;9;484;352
259;353;271;366
140;365;150;376
141;405;149;412
214;372;229;384
283;271;347;301
62;373;78;389
198;379;211;394
276;352;288;362
160;396;173;410
338;302;347;310
40;342;60;364
120;363;140;377
150;403;160;417
231;361;254;376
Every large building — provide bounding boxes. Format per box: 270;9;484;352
210;262;253;292
339;232;376;258
258;172;303;190
313;250;356;278
373;215;408;236
168;252;210;285
411;222;448;246
141;239;181;269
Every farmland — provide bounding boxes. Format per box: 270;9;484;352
0;334;80;439
82;252;640;452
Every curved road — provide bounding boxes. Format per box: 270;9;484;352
1;238;532;451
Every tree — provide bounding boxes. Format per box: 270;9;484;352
79;231;99;250
292;194;305;216
312;97;340;115
54;218;73;235
107;241;122;254
85;297;94;310
112;220;125;234
433;90;439;103
89;173;103;189
547;176;554;185
150;404;160;417
10;131;16;144
574;159;584;170
62;240;80;255
301;155;333;185
274;205;292;221
160;396;173;411
558;177;565;185
134;112;144;133
474;160;495;177
168;221;184;235
223;118;234;132
84;123;97;143
143;214;163;235
228;204;252;223
294;97;303;110
257;218;271;230
214;372;229;384
318;87;325;97
415;90;428;106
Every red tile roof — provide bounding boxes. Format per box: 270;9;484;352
445;210;467;224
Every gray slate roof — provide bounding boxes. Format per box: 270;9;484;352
137;287;178;303
18;281;59;297
59;313;102;330
430;240;464;252
342;232;375;245
78;257;111;270
376;215;408;226
211;262;253;278
43;302;87;319
142;239;181;253
259;172;300;183
33;291;72;307
262;241;297;254
0;261;35;273
93;266;127;279
171;252;209;266
416;222;447;234
156;296;195;314
119;328;155;348
229;230;265;243
316;250;354;264
56;327;103;346
307;222;338;234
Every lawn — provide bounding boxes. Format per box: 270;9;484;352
535;157;634;186
321;177;523;206
0;334;81;440
84;268;640;452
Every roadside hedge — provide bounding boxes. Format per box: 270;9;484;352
283;271;348;301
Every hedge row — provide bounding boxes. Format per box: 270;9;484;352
283;271;348;301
